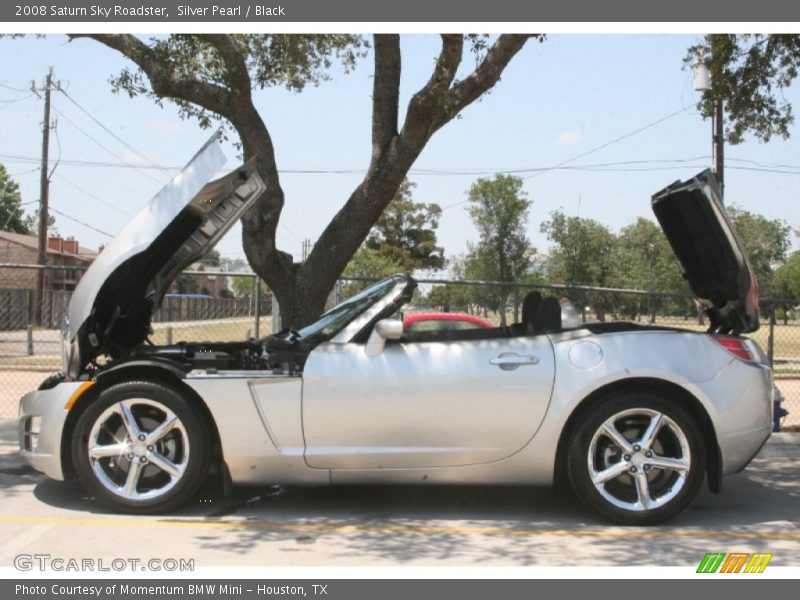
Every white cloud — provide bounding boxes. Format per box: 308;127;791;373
556;130;584;145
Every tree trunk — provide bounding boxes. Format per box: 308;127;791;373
77;33;532;330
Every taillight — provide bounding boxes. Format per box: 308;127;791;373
712;336;755;362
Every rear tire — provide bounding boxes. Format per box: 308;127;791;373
567;391;706;525
71;380;212;514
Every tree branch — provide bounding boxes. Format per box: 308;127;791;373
202;34;252;98
371;34;401;163
401;34;463;142
443;34;532;124
69;34;235;118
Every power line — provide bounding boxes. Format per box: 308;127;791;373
0;82;28;93
48;122;62;180
52;106;168;186
0;91;34;110
54;173;133;217
0;153;179;170
59;88;171;176
6;167;40;178
49;206;113;237
524;103;700;180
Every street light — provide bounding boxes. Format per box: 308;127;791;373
693;63;725;200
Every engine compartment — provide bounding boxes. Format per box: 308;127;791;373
107;330;313;377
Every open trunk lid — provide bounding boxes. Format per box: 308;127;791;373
652;169;759;335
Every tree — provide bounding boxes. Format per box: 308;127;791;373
0;164;32;234
70;33;536;326
466;174;532;326
365;179;444;271
230;275;255;299
773;251;800;301
686;35;800;143
25;207;57;237
611;219;682;290
199;248;221;267
610;218;687;321
541;210;615;287
340;246;404;298
540;210;616;320
727;206;791;294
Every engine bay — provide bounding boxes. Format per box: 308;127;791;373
122;330;313;376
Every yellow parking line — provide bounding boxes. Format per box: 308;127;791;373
1;515;800;541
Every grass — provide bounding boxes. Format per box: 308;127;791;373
148;316;274;345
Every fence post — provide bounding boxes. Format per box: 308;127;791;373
767;303;775;368
254;277;262;339
271;291;281;334
27;325;33;356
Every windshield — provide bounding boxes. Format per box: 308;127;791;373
297;277;399;344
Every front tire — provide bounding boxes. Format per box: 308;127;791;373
72;380;212;514
567;391;706;525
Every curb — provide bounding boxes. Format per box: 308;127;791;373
759;432;800;458
0;419;16;446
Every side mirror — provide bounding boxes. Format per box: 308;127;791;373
375;319;404;340
365;319;404;357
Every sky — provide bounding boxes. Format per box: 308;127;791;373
1;34;799;270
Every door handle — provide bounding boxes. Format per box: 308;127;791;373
490;353;539;370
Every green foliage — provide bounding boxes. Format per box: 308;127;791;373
111;34;367;132
465;174;533;325
174;273;199;294
540;210;615;287
0;164;32;234
199;248;221;267
609;218;689;321
540;210;617;320
340;246;403;297
230;275;256;299
773;251;800;301
686;34;800;143
25;207;57;237
727;205;791;293
611;218;685;291
424;283;472;313
365;179;444;271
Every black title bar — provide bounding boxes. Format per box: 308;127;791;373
4;0;800;22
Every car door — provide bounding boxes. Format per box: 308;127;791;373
301;333;555;470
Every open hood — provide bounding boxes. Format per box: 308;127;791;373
651;169;759;335
65;133;266;374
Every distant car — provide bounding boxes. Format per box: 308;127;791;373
18;136;773;525
403;312;493;333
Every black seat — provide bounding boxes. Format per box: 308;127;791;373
533;296;562;333
509;291;541;336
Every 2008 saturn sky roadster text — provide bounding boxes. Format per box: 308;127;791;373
18;134;773;525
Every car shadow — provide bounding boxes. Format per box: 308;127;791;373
22;456;800;565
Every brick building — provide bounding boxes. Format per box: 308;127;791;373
0;232;97;291
169;262;230;298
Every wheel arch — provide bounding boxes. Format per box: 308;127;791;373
60;362;224;481
553;376;722;494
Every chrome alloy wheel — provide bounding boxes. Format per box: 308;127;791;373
587;408;690;512
87;398;190;501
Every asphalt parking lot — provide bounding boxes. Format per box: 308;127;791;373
0;421;798;568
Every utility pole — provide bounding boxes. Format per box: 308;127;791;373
693;53;724;202
712;97;725;199
31;67;61;325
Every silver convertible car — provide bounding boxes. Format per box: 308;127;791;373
18;136;772;525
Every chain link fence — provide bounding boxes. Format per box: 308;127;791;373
1;265;798;431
